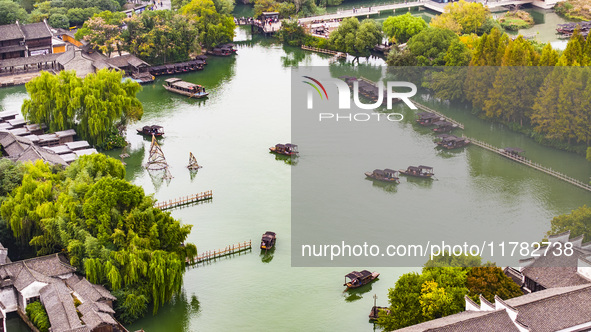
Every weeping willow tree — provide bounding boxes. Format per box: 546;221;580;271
21;69;143;146
0;154;197;322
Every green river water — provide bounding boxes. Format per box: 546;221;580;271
0;14;588;332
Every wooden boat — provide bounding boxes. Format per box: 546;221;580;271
501;147;525;159
260;231;276;250
432;120;457;133
269;143;298;156
207;44;237;56
365;169;399;183
435;134;470;149
344;270;379;289
369;306;390;321
399;165;434;178
163;78;209;98
136;125;164;137
416;112;441;126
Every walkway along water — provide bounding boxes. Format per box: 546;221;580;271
357;77;591;191
465;137;591;192
297;0;541;23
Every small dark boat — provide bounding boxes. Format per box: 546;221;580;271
269;143;298;156
432;120;457;133
435;134;470;149
365;169;399;183
501;147;526;160
416;112;441;126
399;165;434;178
207;44;237;56
344;270;379;289
136;125;164;137
163;78;209;98
369;306;390;321
260;231;276;250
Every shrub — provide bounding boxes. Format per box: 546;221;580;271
26;301;50;332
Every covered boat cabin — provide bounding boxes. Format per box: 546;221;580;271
416;112;440;126
432;120;456;133
270;143;298;156
502;147;525;158
164;78;208;97
365;169;399;183
208;44;237;56
435;134;469;149
137;125;164;137
344;270;379;288
260;231;276;250
401;165;434;178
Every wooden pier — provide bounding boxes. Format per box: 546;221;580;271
412;101;464;129
154;190;213;210
466;136;591;192
301;45;347;59
188;240;252;265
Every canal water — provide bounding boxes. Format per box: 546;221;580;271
0;25;589;332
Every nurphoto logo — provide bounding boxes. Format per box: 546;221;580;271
302;76;417;122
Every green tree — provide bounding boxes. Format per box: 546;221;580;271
212;0;234;15
483;37;542;125
539;43;559;66
546;205;591;242
557;28;587;66
67;7;100;26
407;27;458;66
182;0;235;49
386;48;417;66
464;28;509;113
0;159;25;199
26;301;50;332
466;266;522;304
254;0;277;17
21;69;143;146
430;0;490;35
377;266;469;330
48;13;70;28
0;0;28;25
419;281;454;320
329;17;382;57
0;154;195;321
382;13;427;44
277;19;307;46
75;11;126;56
122;10;200;65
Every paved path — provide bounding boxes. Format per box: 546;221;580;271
298;0;537;23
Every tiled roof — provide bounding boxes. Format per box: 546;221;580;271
424;310;520;332
15;145;68;167
20;22;52;40
0;24;24;42
78;301;118;330
522;247;591;288
0;254;75;291
67;275;116;302
394;311;495;332
107;53;149;68
509;285;591;332
395;284;591;331
40;281;85;331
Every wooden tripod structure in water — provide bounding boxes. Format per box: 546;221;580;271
146;134;172;179
187;152;202;170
